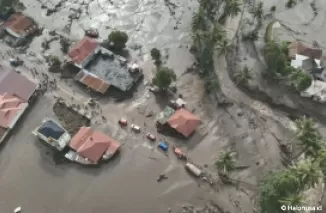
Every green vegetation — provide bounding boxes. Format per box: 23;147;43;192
263;41;312;92
152;67;176;91
234;65;252;85
270;6;276;12
259;116;326;213
150;48;162;67
264;21;276;42
190;0;242;96
215;150;236;175
49;55;61;67
108;30;129;51
218;0;242;24
286;0;297;8
250;2;263;22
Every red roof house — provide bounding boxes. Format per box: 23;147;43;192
5;13;38;38
0;66;37;102
69;127;121;163
68;37;99;66
167;108;200;138
75;71;110;94
0;93;28;142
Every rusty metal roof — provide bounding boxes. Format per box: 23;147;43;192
68;37;99;64
75;70;110;94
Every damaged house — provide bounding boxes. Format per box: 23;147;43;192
0;13;38;46
67;37;143;94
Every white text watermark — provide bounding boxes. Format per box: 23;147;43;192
281;205;322;211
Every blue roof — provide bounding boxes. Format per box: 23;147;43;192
158;142;168;151
38;120;65;140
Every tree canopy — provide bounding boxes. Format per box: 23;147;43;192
108;30;129;51
152;67;176;91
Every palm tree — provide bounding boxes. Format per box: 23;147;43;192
225;0;242;17
234;66;253;85
205;75;220;92
290;159;322;189
251;2;263;21
215;150;236;174
279;193;304;209
292;116;324;158
191;7;207;32
218;0;241;23
211;24;227;44
294;116;319;138
216;39;231;55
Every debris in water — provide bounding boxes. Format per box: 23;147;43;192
14;206;21;213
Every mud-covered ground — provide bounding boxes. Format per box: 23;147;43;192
0;0;314;212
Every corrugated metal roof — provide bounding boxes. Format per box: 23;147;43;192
68;37;99;64
75;70;110;94
69;127;121;163
0;66;37;102
0;93;26;128
167;108;200;137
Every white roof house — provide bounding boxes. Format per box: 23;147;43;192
291;54;321;69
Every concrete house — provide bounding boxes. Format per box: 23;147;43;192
68;37;143;94
33;118;71;151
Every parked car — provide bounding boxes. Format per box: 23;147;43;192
118;118;128;126
131;124;141;132
146;133;156;141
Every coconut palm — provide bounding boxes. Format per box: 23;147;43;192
290;159;322;189
211;24;227;43
234;66;253;85
294;116;319;138
225;0;242;18
279;193;304;208
191;7;207;32
215;150;236;174
216;39;231;55
251;2;264;21
205;75;220;92
292;116;324;158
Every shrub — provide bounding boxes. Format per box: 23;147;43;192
152;67;176;91
108;30;129;51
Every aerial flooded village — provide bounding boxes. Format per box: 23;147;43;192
2;0;326;213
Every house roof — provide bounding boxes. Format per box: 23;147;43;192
167;108;200;137
75;70;110;94
0;66;37;102
68;37;99;64
0;93;26;128
37;119;66;140
289;41;322;60
156;106;175;124
5;13;37;37
69;127;121;163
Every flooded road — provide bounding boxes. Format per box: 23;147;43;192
0;95;204;213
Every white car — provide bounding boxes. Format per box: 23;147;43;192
131;124;141;133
